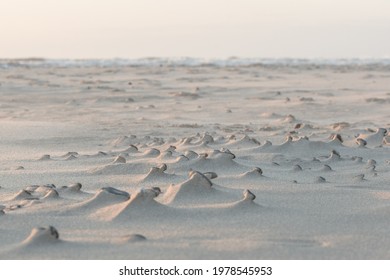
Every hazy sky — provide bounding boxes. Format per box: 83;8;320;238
1;0;389;58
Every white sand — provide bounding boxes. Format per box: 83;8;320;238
0;60;390;259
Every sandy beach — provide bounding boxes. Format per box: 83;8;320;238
0;59;389;259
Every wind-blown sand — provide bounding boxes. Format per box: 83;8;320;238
0;59;390;259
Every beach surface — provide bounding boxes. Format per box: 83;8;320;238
1;59;389;259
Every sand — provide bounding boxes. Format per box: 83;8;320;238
0;59;390;259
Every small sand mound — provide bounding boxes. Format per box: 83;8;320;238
141;148;160;158
57;183;89;199
353;157;363;163
187;171;213;187
61;183;82;192
158;163;167;171
164;145;176;152
162;171;236;205
96;151;108;156
38;154;51;161
141;165;174;182
199;133;214;144
280;114;296;123
121;234;147;243
316;176;327;183
165;171;212;195
356;128;387;147
112;155;126;164
242;189;256;201
184;150;198;159
353;174;365;182
319;164;333;172
292;164;303;172
294;123;314;130
174;155;189;163
102;188;166;221
121;145;139;153
12;166;25;170
214;149;236;159
331;122;350;131
223;189;262;210
143;166;164;177
203;171;218;179
61;152;79;158
70;187;130;211
240;167;263;178
323;150;341;162
22;226;60;245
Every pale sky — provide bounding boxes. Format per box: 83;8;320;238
0;0;389;58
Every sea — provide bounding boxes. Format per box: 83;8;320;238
1;57;390;69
